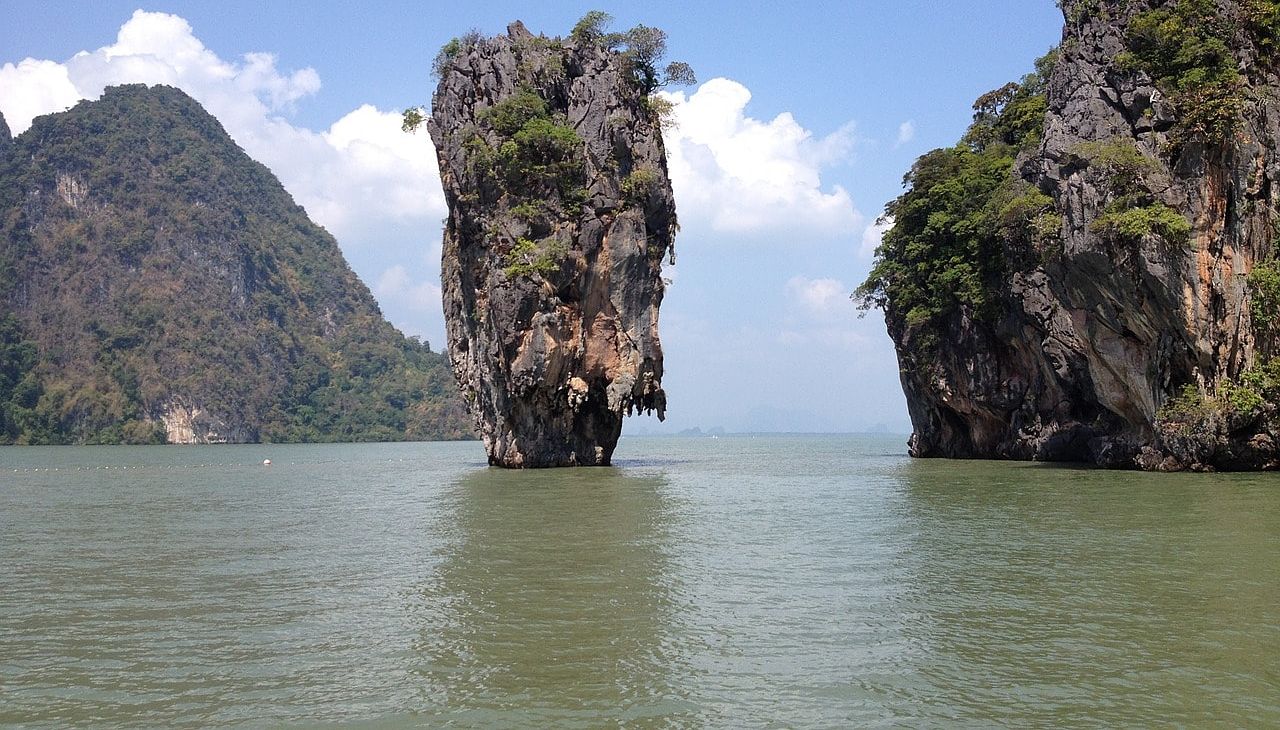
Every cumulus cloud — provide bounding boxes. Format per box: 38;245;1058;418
0;9;445;249
659;78;862;238
859;216;894;258
0;11;870;350
895;120;916;146
786;276;851;320
375;265;443;312
0;59;80;128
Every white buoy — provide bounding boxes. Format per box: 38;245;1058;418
263;459;272;466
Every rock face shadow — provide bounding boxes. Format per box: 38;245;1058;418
405;466;698;724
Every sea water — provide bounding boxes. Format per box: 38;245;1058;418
2;435;1277;726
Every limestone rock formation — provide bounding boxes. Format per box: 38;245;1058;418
866;0;1280;470
428;21;676;467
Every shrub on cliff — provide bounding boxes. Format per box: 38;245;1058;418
1248;257;1280;347
1068;137;1191;246
568;11;697;93
1156;360;1280;468
432;29;483;79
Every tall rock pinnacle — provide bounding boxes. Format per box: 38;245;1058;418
427;20;679;467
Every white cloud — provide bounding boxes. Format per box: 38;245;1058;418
0;59;80;128
375;265;443;313
238;52;321;110
0;9;445;249
786;276;850;320
659;78;862;238
895;120;916;146
859;216;894;259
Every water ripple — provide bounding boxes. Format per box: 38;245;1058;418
1;438;1277;726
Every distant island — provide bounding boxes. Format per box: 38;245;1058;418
0;85;473;444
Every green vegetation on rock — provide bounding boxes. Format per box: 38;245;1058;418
503;237;567;278
0;314;59;444
1248;257;1280;334
500;115;585;190
1116;0;1280;148
1157;359;1280;435
856;51;1058;335
1091;201;1191;244
432;29;483;79
1071;137;1158;189
639;95;678;130
1071;137;1191;246
466;88;585;279
621;165;660;202
0;84;473;444
569;11;696;93
482;90;550;135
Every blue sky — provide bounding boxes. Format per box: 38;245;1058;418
0;1;1065;433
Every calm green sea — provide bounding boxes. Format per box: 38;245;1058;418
1;435;1277;727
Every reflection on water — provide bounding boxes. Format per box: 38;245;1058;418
407;466;697;726
2;437;1278;726
893;460;1280;726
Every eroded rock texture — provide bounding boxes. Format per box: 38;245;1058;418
883;0;1280;469
429;22;675;467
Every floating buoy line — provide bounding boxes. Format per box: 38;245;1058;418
6;455;424;476
7;462;277;475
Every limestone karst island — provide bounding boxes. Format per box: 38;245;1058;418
409;16;684;467
4;3;1280;728
859;0;1280;471
0;86;471;445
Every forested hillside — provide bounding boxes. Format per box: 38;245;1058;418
0;85;472;444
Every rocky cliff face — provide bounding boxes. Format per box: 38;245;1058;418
428;22;675;467
0;112;10;150
870;0;1280;470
